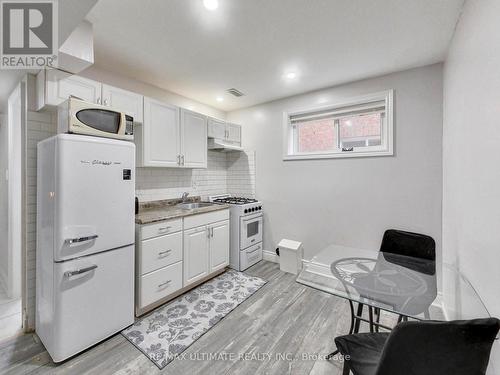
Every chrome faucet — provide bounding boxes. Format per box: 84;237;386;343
181;192;190;203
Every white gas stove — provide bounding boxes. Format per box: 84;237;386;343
209;194;263;271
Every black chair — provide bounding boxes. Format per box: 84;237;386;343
335;318;500;375
380;229;436;273
361;229;437;331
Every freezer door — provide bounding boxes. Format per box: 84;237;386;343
55;135;135;261
49;245;134;362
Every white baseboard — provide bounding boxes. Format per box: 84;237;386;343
262;250;278;263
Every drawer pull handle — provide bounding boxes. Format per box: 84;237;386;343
158;249;172;257
158;226;171;232
158;280;172;288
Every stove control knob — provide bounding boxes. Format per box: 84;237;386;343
251;207;255;212
258;206;262;210
244;209;248;213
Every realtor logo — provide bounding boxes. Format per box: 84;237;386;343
1;0;58;69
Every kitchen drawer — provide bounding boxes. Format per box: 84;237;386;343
140;219;182;240
183;209;229;230
140;231;182;275
138;261;182;309
240;243;263;271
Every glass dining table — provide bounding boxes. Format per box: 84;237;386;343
296;244;492;356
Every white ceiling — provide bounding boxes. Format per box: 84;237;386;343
85;0;463;112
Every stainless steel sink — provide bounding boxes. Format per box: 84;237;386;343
176;202;214;210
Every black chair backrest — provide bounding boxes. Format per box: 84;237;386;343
375;319;500;375
380;229;436;261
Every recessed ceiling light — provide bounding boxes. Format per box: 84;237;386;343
203;0;219;11
283;71;298;81
216;96;224;102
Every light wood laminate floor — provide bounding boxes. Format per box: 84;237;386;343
0;261;364;375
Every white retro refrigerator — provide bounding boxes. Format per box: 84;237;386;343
36;134;135;362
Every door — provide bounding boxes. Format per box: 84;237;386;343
240;213;263;250
51;245;134;362
102;84;144;124
180;109;207;168
46;69;101;106
183;226;209;286
207;118;226;139
209;220;229;273
53;135;135;261
226;123;241;143
143;98;180;167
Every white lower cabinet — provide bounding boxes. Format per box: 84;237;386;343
183;219;230;286
135;209;230;315
139;262;183;308
183;226;210;286
210;220;230;273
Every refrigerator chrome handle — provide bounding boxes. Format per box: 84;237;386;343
65;235;98;244
64;264;98;277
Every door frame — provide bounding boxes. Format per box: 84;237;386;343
5;78;27;333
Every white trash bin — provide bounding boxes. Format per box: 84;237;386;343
278;239;303;275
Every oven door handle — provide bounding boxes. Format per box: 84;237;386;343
242;215;263;223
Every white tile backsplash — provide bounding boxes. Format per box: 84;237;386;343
24;114;256;329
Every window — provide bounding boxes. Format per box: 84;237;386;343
283;90;393;160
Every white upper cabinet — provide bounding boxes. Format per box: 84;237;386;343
101;84;144;124
36;70;144;125
139;97;180;168
207;118;226;139
207;117;242;145
137;103;208;169
37;69;101;110
180;109;207;168
226;123;241;143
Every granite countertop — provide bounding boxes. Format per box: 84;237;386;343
135;196;230;225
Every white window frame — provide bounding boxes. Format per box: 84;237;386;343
283;90;394;160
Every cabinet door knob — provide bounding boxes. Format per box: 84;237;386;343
96;97;101;104
104;99;108;106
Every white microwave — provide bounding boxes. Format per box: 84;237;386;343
58;97;134;141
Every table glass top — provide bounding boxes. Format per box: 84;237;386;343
296;244;490;321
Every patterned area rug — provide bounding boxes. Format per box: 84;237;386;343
122;270;267;369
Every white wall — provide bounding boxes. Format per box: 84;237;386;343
80;65;225;120
0;113;7;290
227;64;443;266
443;0;500;372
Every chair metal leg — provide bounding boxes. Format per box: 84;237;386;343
368;307;374;333
342;362;350;375
348;300;356;334
353;303;364;333
375;307;381;332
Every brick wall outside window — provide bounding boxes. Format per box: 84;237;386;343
297;113;381;152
